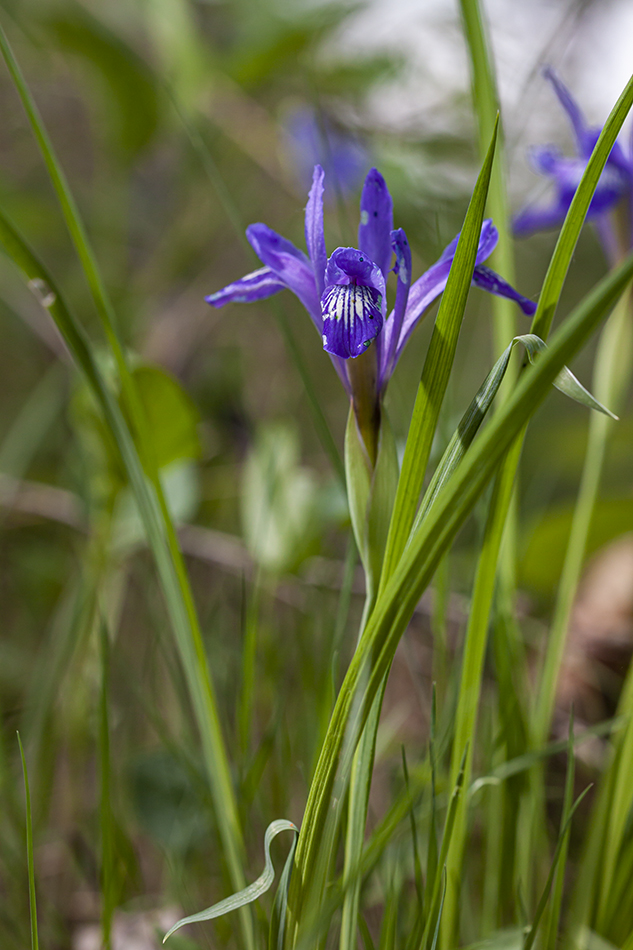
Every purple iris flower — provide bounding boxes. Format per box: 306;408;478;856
283;105;367;197
207;165;536;395
514;68;633;243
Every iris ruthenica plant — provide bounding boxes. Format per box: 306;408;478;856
515;68;633;262
208;165;535;463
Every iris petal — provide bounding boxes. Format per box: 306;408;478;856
206;266;286;307
472;265;537;315
247;223;322;329
305;165;327;296
358;168;394;280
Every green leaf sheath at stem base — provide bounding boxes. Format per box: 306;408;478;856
285;251;633;950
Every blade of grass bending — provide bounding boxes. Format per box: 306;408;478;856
414;333;613;531
0;26;255;944
269;830;299;950
163;820;298;943
287;251;633;945
523;785;592;950
378;117;499;593
17;733;39;950
0;209;253;948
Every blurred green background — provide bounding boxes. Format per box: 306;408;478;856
0;0;632;947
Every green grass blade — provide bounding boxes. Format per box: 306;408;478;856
99;619;114;950
17;732;39;950
421;750;467;950
428;869;448;950
533;290;632;746
402;748;424;911
339;685;386;950
287;250;633;944
0;207;253;947
163;820;298;943
545;712;576;950
440;445;518;947
459;0;516;366
0;26;255;941
378;117;498;591
532;74;633;341
523;786;592;950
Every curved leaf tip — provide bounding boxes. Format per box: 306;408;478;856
162;819;299;943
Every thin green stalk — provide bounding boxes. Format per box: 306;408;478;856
17;733;39;950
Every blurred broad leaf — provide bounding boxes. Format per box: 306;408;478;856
241;421;321;574
128;750;208;854
43;2;160;159
521;500;633;599
129;365;201;469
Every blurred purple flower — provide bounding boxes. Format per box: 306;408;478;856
207;165;536;395
283;106;367;196
514;68;633;245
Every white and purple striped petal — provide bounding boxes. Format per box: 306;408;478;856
321;247;385;359
358;168;394;281
206;266;286;307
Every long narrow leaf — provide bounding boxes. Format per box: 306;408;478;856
288;250;633;938
163;820;298;943
17;733;39;950
378;117;498;591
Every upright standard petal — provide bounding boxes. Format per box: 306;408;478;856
305;165;328;297
206;266;287;307
358;168;394;280
380;228;412;386
543;67;590;153
247;223;322;329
